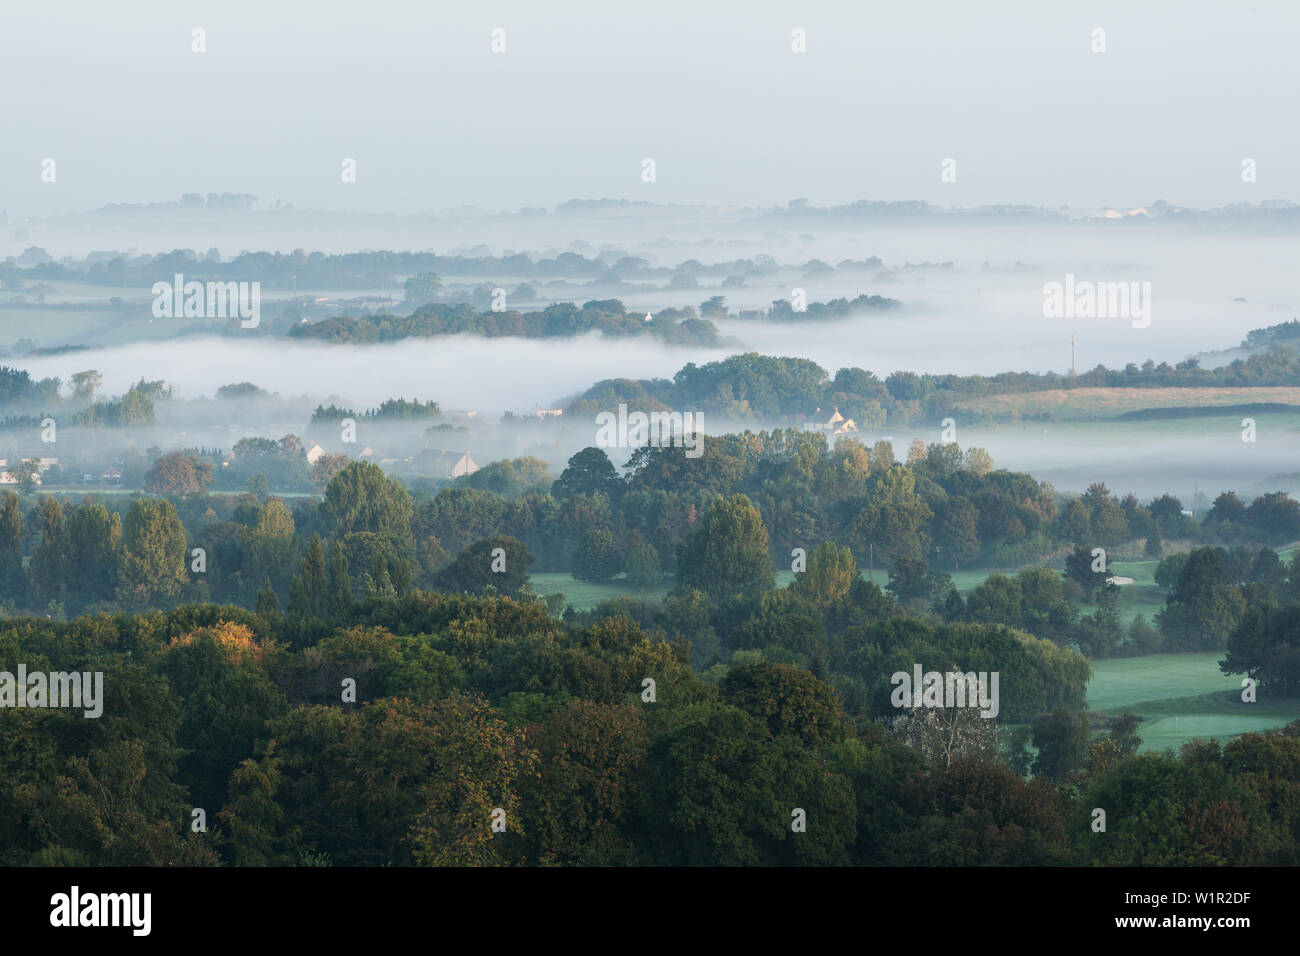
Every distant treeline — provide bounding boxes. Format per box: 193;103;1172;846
3;247;898;290
568;330;1300;426
0;369;165;422
287;300;722;346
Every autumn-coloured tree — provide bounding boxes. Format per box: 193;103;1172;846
143;451;213;497
312;453;349;491
793;542;859;608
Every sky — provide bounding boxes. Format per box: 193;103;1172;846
2;0;1298;217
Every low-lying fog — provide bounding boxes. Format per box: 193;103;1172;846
13;334;1300;503
14;334;700;414
12;223;1300;376
8;220;1300;499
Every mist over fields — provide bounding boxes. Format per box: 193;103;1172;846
9;216;1298;373
8;209;1300;500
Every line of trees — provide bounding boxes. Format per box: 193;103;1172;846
288;299;721;346
7;435;1300;668
567;323;1300;425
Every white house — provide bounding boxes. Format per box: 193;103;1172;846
802;406;858;435
415;448;480;479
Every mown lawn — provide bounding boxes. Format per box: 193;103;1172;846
529;572;671;609
1087;652;1300;751
530;569;803;611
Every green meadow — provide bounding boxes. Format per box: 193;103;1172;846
0;304;136;350
1086;652;1300;752
530;569;801;610
529;572;672;609
954;557;1299;750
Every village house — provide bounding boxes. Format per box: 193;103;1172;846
802;406;858;435
414;448;480;479
0;457;58;471
0;457;58;485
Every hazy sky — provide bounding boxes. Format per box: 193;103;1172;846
3;0;1297;217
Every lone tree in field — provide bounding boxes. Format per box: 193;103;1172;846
573;528;621;583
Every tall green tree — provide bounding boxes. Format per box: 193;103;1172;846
319;461;415;590
0;492;23;603
329;541;352;616
287;534;329;622
241;499;297;600
116;497;188;609
435;535;533;598
849;466;932;566
27;498;67;607
794;542;859;608
552;447;623;500
573;528;621;582
65;502;121;610
677;494;774;601
1031;708;1091;781
1156;547;1246;651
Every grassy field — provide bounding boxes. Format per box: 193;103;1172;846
956;556;1297;750
0;304;226;351
531;569;803;611
1106;558;1166;626
949;567;1018;593
0;305;143;350
953;386;1300;421
938;557;1299;751
529;573;672;609
534;558;1167;621
1087;652;1299;751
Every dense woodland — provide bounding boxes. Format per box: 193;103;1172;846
3;581;1298;866
2;430;1300;865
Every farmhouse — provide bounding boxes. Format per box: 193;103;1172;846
802;407;858;435
414;448;480;479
